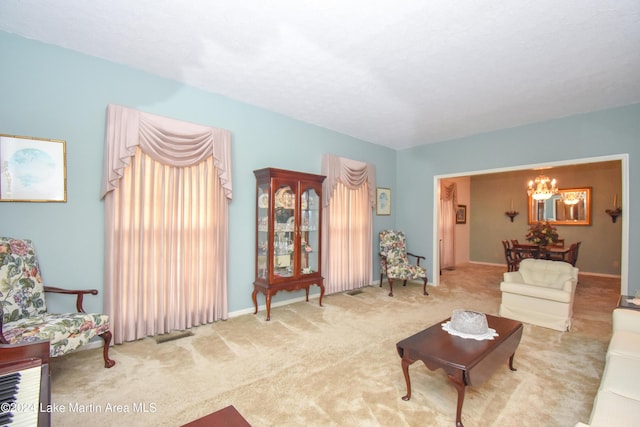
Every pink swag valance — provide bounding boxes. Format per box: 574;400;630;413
440;181;458;206
101;104;232;199
321;154;376;207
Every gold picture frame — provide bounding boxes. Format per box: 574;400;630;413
527;187;592;226
376;187;391;215
0;133;67;202
456;204;467;224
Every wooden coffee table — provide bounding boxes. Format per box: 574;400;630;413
396;314;523;427
181;405;251;427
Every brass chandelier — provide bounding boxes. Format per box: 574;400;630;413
527;174;558;201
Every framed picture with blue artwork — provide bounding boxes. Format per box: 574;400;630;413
376;187;391;215
0;134;67;202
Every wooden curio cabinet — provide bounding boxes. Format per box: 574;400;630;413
253;168;326;320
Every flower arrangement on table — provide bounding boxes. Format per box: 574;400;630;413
525;220;559;246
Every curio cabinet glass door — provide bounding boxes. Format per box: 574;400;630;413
253;168;325;320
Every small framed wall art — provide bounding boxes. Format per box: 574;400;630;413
376;187;391;215
0;133;67;202
456;204;467;224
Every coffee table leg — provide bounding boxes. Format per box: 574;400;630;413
447;373;466;427
509;353;518;371
401;358;413;401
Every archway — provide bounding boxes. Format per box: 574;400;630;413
432;154;629;294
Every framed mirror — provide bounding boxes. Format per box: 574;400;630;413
528;187;591;225
0;133;67;202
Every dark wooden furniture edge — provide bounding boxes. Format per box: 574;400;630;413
252;277;325;321
396;317;523;427
0;340;51;427
181;405;251;427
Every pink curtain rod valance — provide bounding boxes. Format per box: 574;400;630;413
101;104;232;199
440;181;458;206
322;154;376;208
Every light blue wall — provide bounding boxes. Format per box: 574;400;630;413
0;32;396;314
2;32;638;316
396;105;640;293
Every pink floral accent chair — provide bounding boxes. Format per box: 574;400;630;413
379;230;429;297
0;237;115;368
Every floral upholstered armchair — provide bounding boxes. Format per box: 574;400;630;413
379;230;429;297
0;237;115;368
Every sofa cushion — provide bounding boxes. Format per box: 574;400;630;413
589;389;640;426
607;330;640;360
3;312;111;357
613;308;640;334
518;259;576;289
599;353;640;401
500;281;572;303
583;309;640;427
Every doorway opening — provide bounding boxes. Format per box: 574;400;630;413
432;154;629;294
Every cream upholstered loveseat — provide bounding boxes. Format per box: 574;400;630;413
499;258;579;332
576;307;640;426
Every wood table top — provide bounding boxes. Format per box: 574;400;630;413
181;405;251;427
396;314;523;372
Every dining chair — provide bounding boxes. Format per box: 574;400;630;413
568;241;582;267
502;240;519;271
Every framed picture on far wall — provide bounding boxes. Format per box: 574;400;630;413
456;204;467;224
376;187;391;215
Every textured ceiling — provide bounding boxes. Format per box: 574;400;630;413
1;1;639;149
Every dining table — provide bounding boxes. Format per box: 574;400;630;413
511;243;571;262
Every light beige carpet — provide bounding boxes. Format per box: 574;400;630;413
49;264;618;426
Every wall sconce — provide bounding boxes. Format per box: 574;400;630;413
606;194;622;223
606;207;622;223
505;198;518;222
505;211;519;222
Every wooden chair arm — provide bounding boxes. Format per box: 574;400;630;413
379;254;388;269
0;314;7;344
44;286;99;313
407;252;425;266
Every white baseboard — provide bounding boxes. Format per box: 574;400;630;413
229;293;321;318
578;271;622;279
229;279;438;318
469;261;505;267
